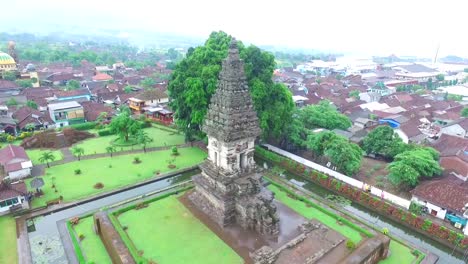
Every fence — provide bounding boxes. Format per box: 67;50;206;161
263;144;411;209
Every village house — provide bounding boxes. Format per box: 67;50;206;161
0;145;33;180
410;133;468;233
135;89;169;106
439;118;468;138
43;72;80;86
12;106;54;131
48;101;84;127
80;101;114;122
92;72;113;82
411;174;468;233
0;181;28;215
0;79;21;97
144;106;173;125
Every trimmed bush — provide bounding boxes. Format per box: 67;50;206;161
74;169;82;175
70;122;97;131
98;128;115;137
346;240;356;250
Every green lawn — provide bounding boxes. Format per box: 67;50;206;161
268;185;363;243
26;147;206;207
379;240;417;264
72;127;185;156
118;195;243;264
0;216;18;264
71;217;112;264
26;149;64;165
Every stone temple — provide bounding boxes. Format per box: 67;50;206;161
189;39;280;236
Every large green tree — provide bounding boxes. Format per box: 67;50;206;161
168;31;294;140
387;147;441;187
298;100;351;130
306;131;362;176
361;126;404;159
109;107;140;142
325;137;363;176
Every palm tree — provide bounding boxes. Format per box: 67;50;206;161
106;146;117;157
136;130;153;153
71;146;85;161
39;151;56;168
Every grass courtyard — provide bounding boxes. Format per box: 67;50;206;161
268;184;364;243
72;126;185;156
26;147;207;207
0;216;18;264
268;184;418;264
117;194;243;264
70;216;112;264
26;149;64;165
379;240;418;264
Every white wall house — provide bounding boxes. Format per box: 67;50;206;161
0;145;33;180
0;182;28;215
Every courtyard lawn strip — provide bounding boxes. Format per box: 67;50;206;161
268;184;364;243
0;216;18;264
117;195;243;264
71;217;112;264
26;149;64;165
72;127;185;156
26;147;207;208
378;240;417;264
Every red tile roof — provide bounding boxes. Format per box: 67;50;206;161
0;182;27;201
0;145;30;173
412;175;468;214
80;101;114;121
92;72;113;81
12;106;53;130
432;134;468;157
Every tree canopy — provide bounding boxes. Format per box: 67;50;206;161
461;107;468;118
26;100;38;109
307;131;362;175
298;100;351;130
361;126;406;159
109;107;140;142
387;147;441;187
168;31;294;140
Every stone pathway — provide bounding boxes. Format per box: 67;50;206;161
60;148;75;162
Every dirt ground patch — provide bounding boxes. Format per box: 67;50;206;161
356;157;411;199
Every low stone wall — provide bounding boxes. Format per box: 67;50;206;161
93;212;135;264
341;235;390;264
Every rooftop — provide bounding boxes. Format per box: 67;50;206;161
48;101;82;111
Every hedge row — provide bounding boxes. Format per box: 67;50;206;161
265;177;374;238
66;221;86;264
98;128;115;137
255;146;468;249
70;122;97;131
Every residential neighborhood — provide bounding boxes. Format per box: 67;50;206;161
0;2;468;263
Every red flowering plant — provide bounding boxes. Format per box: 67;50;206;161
414;217;425;229
437;226;450;239
427;223;439;235
461;237;468;248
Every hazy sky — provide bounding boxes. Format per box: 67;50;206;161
3;0;467;57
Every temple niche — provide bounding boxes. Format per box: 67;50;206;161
189;39;280;236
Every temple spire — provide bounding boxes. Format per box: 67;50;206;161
202;37;261;142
